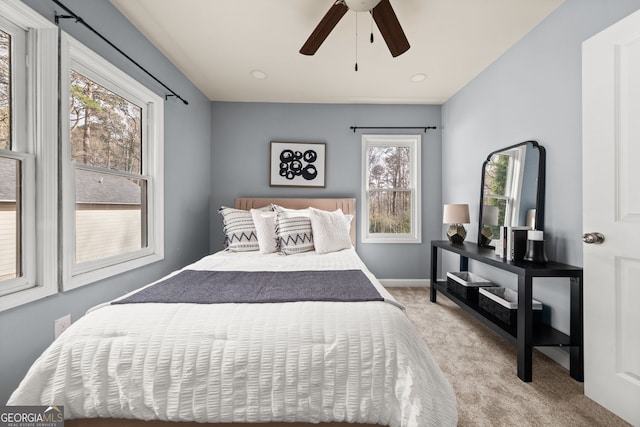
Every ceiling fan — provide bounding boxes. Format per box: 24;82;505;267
300;0;410;58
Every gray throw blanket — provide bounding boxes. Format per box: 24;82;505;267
113;269;383;305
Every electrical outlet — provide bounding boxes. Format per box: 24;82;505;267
54;314;71;339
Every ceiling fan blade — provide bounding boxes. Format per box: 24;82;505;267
371;0;410;57
300;2;349;55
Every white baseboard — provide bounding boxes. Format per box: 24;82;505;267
379;279;429;287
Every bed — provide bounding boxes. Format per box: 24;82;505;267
7;198;457;427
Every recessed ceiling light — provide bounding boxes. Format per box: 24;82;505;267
410;73;427;83
251;70;267;80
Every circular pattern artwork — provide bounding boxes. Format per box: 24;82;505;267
279;149;318;181
270;142;325;187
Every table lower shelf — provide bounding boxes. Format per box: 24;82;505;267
433;281;572;347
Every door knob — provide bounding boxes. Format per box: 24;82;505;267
583;232;605;244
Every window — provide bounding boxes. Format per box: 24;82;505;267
60;33;164;291
361;134;421;243
0;1;58;312
0;21;25;287
482;145;526;237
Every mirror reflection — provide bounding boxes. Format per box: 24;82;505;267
478;140;545;247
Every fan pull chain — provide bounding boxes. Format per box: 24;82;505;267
370;9;374;43
355;12;359;71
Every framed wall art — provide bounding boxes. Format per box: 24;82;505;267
270;141;326;188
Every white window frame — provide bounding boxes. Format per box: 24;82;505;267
60;32;164;291
361;134;421;244
0;0;58;312
0;152;35;296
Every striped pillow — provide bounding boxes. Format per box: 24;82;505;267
274;206;314;255
218;206;259;252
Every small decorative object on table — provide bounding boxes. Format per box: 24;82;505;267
497;226;530;261
524;230;548;263
443;203;470;243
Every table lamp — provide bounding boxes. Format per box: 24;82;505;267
480;205;499;246
443;204;470;243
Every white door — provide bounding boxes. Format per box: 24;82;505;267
582;8;640;426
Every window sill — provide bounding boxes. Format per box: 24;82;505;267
63;252;164;292
0;283;57;313
362;237;422;244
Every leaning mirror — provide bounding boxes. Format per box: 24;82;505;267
478;140;546;247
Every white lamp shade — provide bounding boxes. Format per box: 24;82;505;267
482;205;499;226
443;204;470;224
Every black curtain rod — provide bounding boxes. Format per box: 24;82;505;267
52;0;189;105
350;126;437;133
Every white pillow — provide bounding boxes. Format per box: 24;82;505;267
344;213;354;230
309;207;352;254
274;206;314;255
250;208;278;254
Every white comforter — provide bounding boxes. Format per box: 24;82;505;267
8;248;457;427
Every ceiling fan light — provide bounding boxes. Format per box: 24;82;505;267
344;0;382;12
411;73;427;82
250;70;267;80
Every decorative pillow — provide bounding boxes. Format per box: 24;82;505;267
274;206;314;255
344;213;354;230
250;208;278;254
218;206;259;252
309;207;352;254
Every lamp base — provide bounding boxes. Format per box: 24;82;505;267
447;224;467;244
480;226;494;247
524;239;548;263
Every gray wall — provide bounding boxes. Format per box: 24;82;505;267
0;0;212;403
441;0;640;339
210;102;442;279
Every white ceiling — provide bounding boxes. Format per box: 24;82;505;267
110;0;564;105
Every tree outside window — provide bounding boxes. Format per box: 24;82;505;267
0;30;10;150
483;153;511;238
69;71;142;174
367;146;411;234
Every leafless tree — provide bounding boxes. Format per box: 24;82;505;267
0;31;10;150
367;146;411;233
69;71;141;174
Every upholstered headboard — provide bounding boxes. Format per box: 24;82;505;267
234;198;356;245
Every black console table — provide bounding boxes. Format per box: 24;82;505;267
430;240;583;382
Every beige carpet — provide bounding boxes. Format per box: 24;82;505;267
386;287;630;427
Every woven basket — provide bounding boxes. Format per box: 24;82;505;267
478;287;542;326
446;272;495;303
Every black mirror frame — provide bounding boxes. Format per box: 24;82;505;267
478;140;546;247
